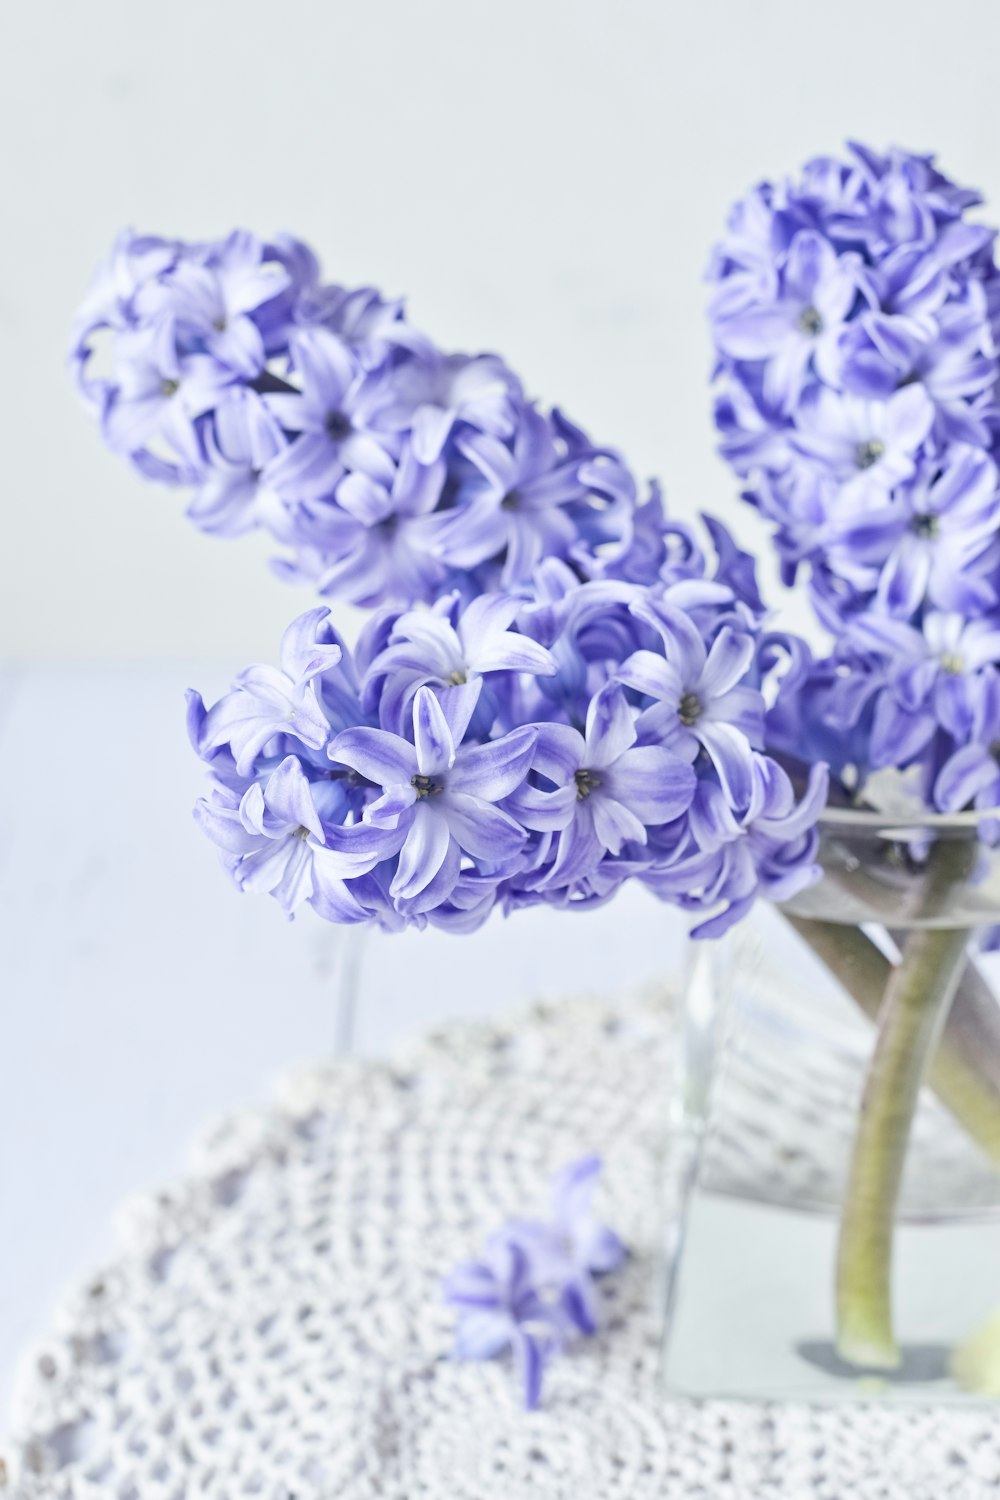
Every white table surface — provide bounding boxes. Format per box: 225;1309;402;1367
0;662;689;1419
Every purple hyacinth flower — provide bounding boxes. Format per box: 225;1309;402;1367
102;318;236;466
934;669;1000;814
847;611;1000;768
264;328;398;502
366;592;556;734
194;755;379;920
70;229;181;410
136;230;290;378
681;758;829;938
195;608;344;775
292;279;432;367
619;603;763;810
790;384;934;499
429;406;592;585
329;685;536;912
712;229;858;410
442;1235;563;1411
831;448;1000;618
294;443;449;607
379;351;522;463
187;388;291;538
507;682;697;888
505;1156;625;1338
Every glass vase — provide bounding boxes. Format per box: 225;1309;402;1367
663;808;1000;1403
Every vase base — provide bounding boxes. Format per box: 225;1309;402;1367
663;1189;1000;1403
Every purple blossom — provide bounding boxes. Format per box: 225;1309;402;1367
647;758;830;937
619;605;762;809
135;229;289;378
509;683;697;889
442;1237;563;1410
377;351;522;462
845;610;1000;769
712;229;858;411
193;756;382;922
193;607;344;776
330;686;536;913
364;592;556;735
504;1156;625;1337
284;444;449;607
443;1156;624;1408
264;328;399;501
72;227;653;609
790;384;934;500
934;670;1000;813
833;449;1000;618
187;389;290;538
101;320;235;475
428;405;633;588
708;142;1000;628
189;545;825;935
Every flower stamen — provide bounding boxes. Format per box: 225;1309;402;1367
855;438;885;470
574;768;600;800
678;691;703;726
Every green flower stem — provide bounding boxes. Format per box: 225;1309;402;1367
835;925;970;1368
785;915;1000;1168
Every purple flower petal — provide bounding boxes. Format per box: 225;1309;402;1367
391;801;452;899
413;686;456;777
698;626;756;698
584;683;636;770
450;727;538;800
602;746;697;825
442;793;527;862
591;794;647;853
331;726;418;786
696;721;755;809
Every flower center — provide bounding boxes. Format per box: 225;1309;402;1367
447;669;468;685
325;410;353;441
574;768;601;800
855;438;885;470
678;691;703;726
212;316;227;332
798;306;823;336
411;774;443;798
160;378;180;397
911;513;938;539
940;652;964;675
500;490;521;511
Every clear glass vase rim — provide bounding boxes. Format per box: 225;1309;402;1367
819;804;1000;835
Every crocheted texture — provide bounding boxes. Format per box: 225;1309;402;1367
5;993;1000;1499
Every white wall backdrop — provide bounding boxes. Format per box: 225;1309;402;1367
5;0;1000;662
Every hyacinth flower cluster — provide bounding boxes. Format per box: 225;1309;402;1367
71;228;655;608
708;142;1000;821
709;142;1000;1381
442;1157;625;1409
187;530;829;939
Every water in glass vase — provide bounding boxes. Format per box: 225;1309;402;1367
663;828;1000;1405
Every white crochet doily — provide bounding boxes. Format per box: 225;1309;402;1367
5;992;1000;1500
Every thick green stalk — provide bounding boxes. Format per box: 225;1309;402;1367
785;915;1000;1168
835;926;969;1368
